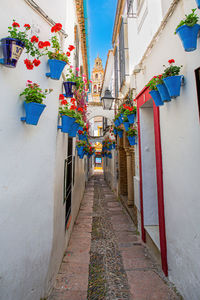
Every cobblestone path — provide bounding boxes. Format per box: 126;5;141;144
48;174;182;300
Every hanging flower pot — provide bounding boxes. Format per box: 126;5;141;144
0;38;25;68
113;128;117;135
59;115;76;133
149;90;164;106
77;146;84;157
68;121;79;137
118;114;123;124
163;76;182;98
123;121;130;131
63;81;76;97
176;24;200;52
117;130;123;138
112;143;116;150
196;0;200;8
46;59;67;80
114;118;120;127
156;84;171;102
21;102;46;125
108;153;112;159
127;135;136;146
127;113;135;124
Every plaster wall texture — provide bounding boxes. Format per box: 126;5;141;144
131;0;200;298
0;1;86;299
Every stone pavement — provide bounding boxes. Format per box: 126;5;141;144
48;174;182;300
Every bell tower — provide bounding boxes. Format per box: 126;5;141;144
92;55;104;102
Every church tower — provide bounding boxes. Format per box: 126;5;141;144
91;55;104;102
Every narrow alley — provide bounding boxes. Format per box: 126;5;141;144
49;174;181;300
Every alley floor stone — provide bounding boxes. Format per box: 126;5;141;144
48;174;182;300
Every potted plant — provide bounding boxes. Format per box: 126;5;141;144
45;23;72;80
107;151;112;159
146;76;164;106
123;114;130;131
155;74;171;102
63;64;77;97
162;59;183;98
117;128;123;138
0;20;43;68
58;96;76;133
123;105;137;124
175;9;200;52
114;114;121;127
76;140;86;158
69;112;84;138
112;141;116;149
127;125;137;146
20;80;52;125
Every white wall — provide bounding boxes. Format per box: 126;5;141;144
0;1;87;299
132;0;200;298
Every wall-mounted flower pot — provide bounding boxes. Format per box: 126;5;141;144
127;135;136;146
176;24;200;52
78;133;85;140
78;153;85;159
46;59;67;80
77;146;84;157
163;76;182;98
118;114;123;124
21;102;46;125
114;119;120;127
0;38;25;68
196;0;200;8
63;81;76;97
113;128;117;135
112;144;116;150
108;153;112;159
127;113;135;124
58;115;75;133
123;121;130;131
149;90;164;106
68;122;79;137
117;130;123;138
156;83;171;102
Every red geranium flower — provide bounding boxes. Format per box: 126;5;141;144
38;41;44;49
43;41;51;47
33;59;41;67
68;45;75;51
24;24;31;29
31;35;39;43
78;130;83;134
12;22;20;27
168;59;175;64
24;59;34;70
61;100;68;105
66;52;70;57
51;23;62;33
70;98;76;103
78;107;83;112
59;94;65;100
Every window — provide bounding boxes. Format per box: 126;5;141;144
119;20;125;88
64;138;73;228
95;73;98;79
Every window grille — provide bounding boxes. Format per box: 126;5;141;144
119;21;125;88
114;46;119;98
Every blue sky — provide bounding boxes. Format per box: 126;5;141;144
87;0;118;76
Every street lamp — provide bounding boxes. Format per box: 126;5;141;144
101;89;115;110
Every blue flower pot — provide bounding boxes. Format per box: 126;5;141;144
163;76;182;98
127;136;136;146
114;119;120;127
108;145;112;150
113;128;117;135
0;38;25;68
60;115;75;133
63;81;76;98
77;146;84;157
118;115;123;124
176;24;200;52
112;143;116;149
149;90;164;106
196;0;200;8
123;121;130;131
78;153;84;159
21;102;46;125
68;122;79;137
156;83;171;102
108;154;112;159
78;134;85;140
118;130;123;138
46;59;67;80
127;114;135;124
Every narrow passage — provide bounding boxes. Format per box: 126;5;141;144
48;174;181;300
